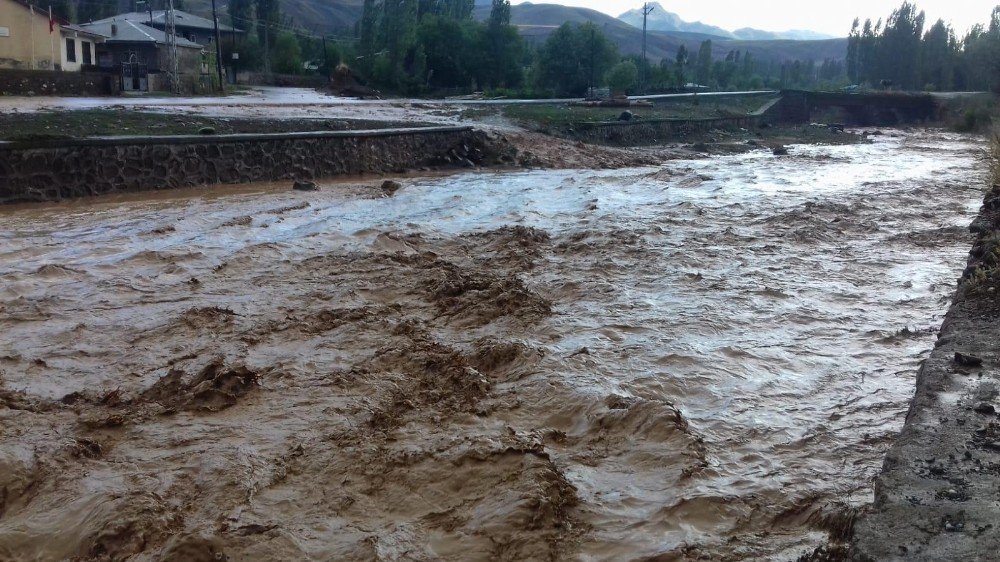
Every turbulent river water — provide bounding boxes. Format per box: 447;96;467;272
0;130;988;561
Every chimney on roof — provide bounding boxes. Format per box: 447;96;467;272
111;21;117;35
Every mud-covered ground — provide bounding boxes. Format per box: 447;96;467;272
0;131;989;561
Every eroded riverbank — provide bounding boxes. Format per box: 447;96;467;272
0;130;988;560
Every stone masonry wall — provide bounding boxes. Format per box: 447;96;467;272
570;115;763;146
0;68;120;96
0;127;483;204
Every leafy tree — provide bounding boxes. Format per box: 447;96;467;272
880;2;925;88
695;40;712;86
674;44;688;86
535;22;618;96
271;31;302;74
381;0;418;75
359;0;379;68
222;33;264;72
75;0;115;23
605;60;638;93
417;15;476;88
255;0;280;72
482;0;523;88
921;19;955;90
847;1;1000;92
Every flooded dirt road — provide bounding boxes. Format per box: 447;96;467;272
0;130;988;561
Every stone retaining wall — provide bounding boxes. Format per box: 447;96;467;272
0;68;120;96
0;127;485;204
570;115;766;146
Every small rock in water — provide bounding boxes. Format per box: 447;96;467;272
955;352;984;367
381;180;403;197
772;146;789;156
292;180;320;192
974;402;996;415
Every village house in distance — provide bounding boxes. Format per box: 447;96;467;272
0;0;242;92
0;0;106;72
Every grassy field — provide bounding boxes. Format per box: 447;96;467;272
0;110;426;142
473;96;776;131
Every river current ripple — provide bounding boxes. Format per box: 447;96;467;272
0;130;987;560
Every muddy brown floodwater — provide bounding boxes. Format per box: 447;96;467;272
0;130;988;561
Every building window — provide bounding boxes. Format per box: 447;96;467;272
65;38;76;62
82;41;92;65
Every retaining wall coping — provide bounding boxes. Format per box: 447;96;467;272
0;125;475;151
574;116;757;129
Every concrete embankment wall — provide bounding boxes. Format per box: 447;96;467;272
569;97;783;146
571;115;765;146
0;126;490;204
850;182;1000;560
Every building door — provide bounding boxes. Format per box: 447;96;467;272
121;54;148;92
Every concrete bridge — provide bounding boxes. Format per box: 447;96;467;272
777;89;939;126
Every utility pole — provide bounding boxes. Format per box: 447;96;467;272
211;0;224;91
165;0;179;93
321;33;329;79
262;19;270;74
588;25;596;98
641;2;655;93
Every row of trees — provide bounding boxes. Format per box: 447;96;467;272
356;0;524;93
634;41;847;92
37;0;853;94
848;2;1000;91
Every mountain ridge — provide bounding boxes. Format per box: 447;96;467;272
174;0;845;64
618;2;836;41
471;3;846;63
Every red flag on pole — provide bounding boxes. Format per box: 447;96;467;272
49;6;55;33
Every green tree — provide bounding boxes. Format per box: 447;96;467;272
222;32;264;72
881;1;925;88
359;0;379;70
536;22;617;96
605;60;638;93
674;44;688;86
695;40;713;86
75;0;115;23
379;0;418;82
921;19;955;90
229;0;253;27
417;15;476;88
481;0;523;88
255;0;280;73
271;31;302;74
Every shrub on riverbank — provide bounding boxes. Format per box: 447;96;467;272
961;133;1000;296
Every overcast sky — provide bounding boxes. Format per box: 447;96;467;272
512;1;999;36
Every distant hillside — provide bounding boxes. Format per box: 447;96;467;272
731;28;835;41
69;0;360;33
472;3;847;63
618;2;836;42
94;0;844;62
618;4;731;38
